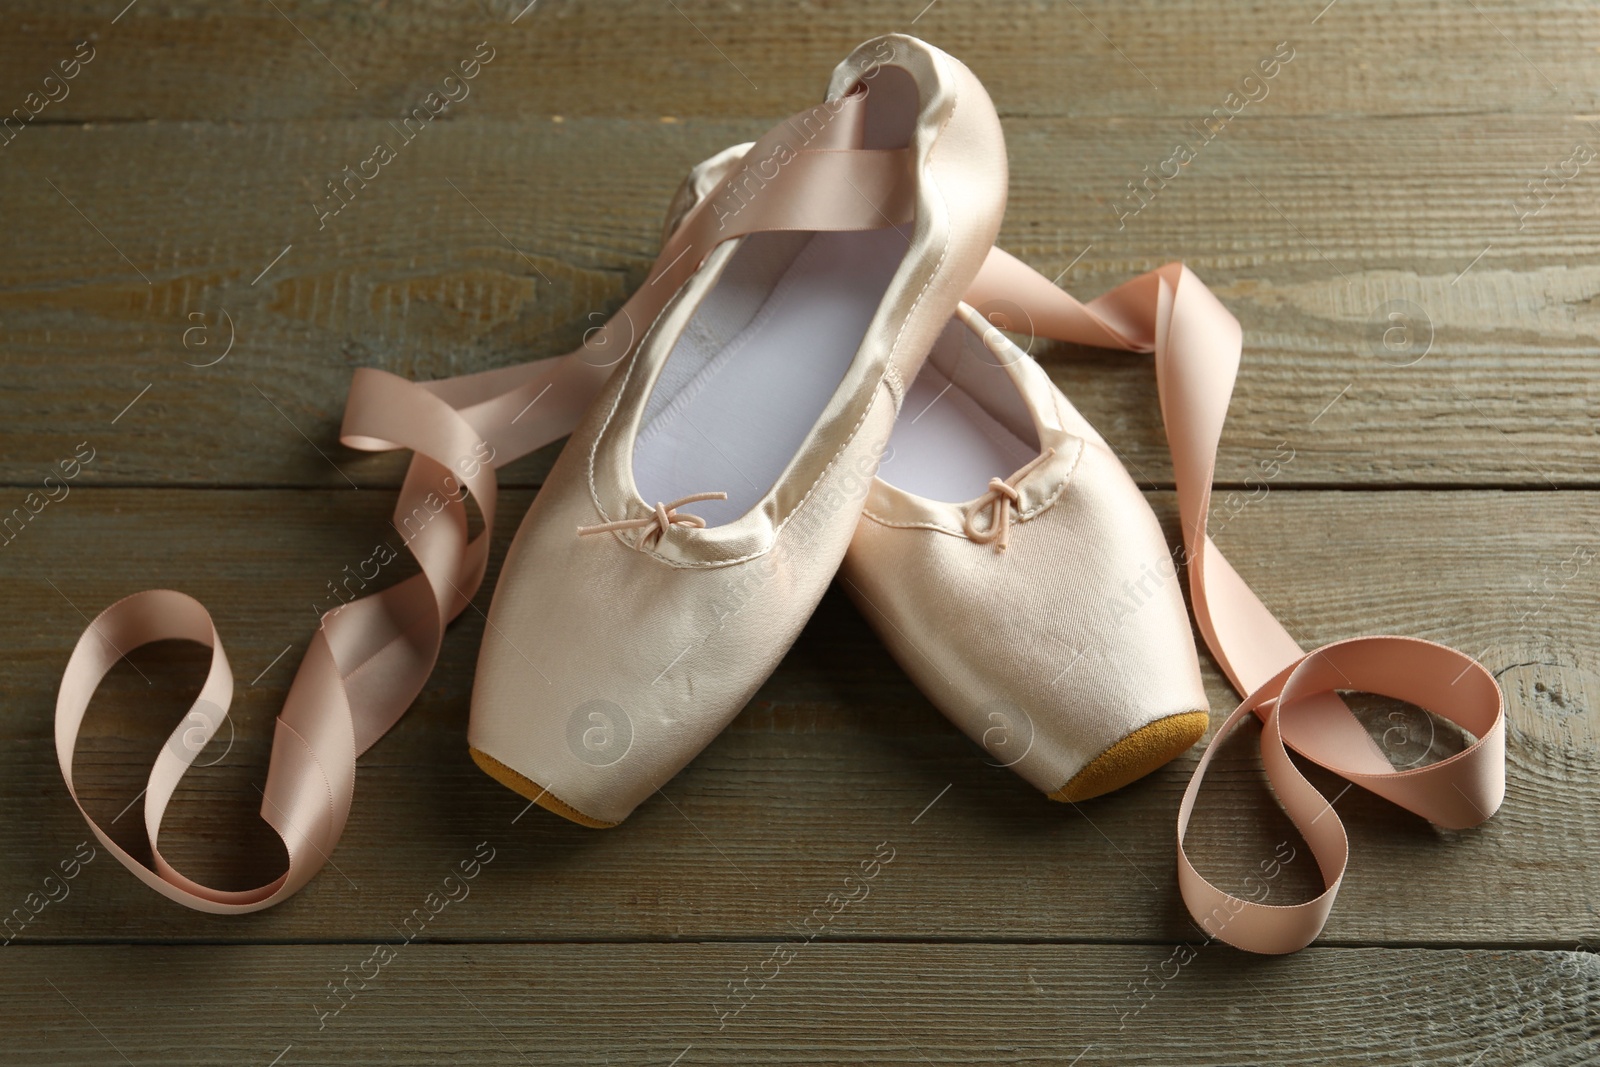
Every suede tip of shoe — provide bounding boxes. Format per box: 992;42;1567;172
1047;710;1211;803
468;747;620;829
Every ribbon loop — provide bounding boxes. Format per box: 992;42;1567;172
54;95;923;914
968;250;1508;952
54;111;1503;933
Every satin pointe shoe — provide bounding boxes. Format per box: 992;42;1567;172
840;305;1210;801
469;34;1009;826
664;143;1209;801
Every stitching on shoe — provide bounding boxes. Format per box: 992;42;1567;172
1016;434;1084;520
641;57;960;570
643;383;896;568
882;362;906;412
858;421;1085;536
858;510;967;535
587;47;961;570
585;276;685;529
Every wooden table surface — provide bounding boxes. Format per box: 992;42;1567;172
3;2;1597;1064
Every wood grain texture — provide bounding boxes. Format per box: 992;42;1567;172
3;488;1594;946
1;115;1596;489
1;1;1595;1060
3;944;1597;1066
0;0;1594;122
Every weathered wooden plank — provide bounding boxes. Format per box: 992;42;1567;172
1;1;1591;1059
0;0;1593;123
2;115;1596;489
3;943;1596;1065
2;487;1594;946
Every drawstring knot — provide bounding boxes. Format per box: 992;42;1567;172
962;449;1055;552
577;492;728;550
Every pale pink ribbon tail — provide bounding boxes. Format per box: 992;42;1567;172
968;248;1506;953
55;111;1503;936
53;93;908;913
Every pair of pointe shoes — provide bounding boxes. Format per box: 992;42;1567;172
469;35;1209;827
53;32;1506;952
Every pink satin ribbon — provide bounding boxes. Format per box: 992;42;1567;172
57;136;1502;943
968;251;1505;953
54;94;906;914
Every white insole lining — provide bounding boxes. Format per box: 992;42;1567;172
878;353;1038;504
633;226;909;527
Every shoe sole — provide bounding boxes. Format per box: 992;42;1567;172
1047;710;1211;803
468;746;620;828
